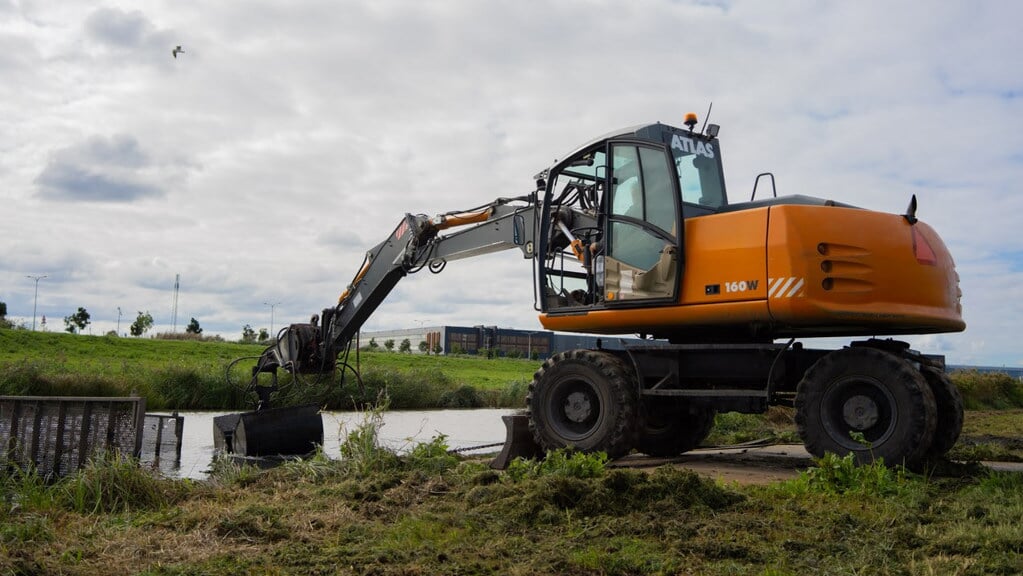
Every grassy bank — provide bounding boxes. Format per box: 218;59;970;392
2;329;1022;414
0;330;536;411
2;417;1021;575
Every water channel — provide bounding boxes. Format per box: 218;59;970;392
168;408;515;479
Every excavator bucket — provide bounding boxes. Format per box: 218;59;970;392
214;404;323;457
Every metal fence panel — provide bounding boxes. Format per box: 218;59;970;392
140;413;184;475
0;396;146;478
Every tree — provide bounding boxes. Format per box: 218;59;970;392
130;311;154;337
63;307;91;334
258;328;269;341
432;342;443;355
418;340;429;354
241;324;257;343
368;338;379;349
384;339;395;352
399;338;412;353
0;301;10;329
185;317;203;334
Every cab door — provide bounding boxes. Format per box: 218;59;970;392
601;143;683;304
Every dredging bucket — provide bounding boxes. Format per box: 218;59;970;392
214;404;323;457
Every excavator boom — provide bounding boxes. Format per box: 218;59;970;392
252;196;538;379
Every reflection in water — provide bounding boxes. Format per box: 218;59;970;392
167;409;515;479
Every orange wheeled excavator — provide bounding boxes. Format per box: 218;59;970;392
236;113;965;468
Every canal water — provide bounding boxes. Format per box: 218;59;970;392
171;408;515;479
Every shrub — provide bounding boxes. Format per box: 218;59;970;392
153;366;246;410
350;367;457;409
495;380;529;408
439;385;484;408
0;361;128;398
951;369;1023;409
155;332;224;342
0;361;50;395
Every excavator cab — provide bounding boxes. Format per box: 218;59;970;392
538;122;725;313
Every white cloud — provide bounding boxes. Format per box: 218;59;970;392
1;0;1021;365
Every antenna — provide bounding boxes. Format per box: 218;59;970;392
699;102;713;134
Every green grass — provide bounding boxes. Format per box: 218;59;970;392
3;417;1022;575
0;329;256;376
353;349;539;389
0;329;538;410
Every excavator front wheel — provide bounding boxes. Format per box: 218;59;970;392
795;347;937;468
527;350;638;459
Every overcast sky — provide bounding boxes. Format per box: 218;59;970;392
2;1;1021;366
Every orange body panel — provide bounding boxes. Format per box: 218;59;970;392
764;205;964;336
540;203;964;339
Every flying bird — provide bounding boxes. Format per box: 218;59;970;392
172;45;184;58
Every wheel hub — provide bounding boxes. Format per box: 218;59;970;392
842;394;880;430
563;391;592;423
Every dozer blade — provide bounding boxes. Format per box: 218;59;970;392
490;414;543;469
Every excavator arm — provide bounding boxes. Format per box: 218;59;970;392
248;194;540;400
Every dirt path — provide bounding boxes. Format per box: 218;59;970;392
611;445;812;485
610;444;1023;485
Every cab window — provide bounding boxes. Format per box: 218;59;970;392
670;136;725;209
608;145;677;271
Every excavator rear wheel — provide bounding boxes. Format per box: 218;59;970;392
920;366;964;460
795;347;937;468
527;350;638;459
637;400;716;458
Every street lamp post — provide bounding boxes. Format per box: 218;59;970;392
264;301;281;336
26;275;47;331
525;331;539;360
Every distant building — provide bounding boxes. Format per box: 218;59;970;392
358;325;655;360
358;327;1023;379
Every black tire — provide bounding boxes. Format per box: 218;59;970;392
637;400;716;457
527;350;638;459
921;366;964;459
795;347;937;467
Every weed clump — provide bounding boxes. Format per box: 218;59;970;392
706;409;800;446
338;405;402;477
55;452;192;514
505;449;608;481
469;451;742;526
407;435;460;474
793;452;914;497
